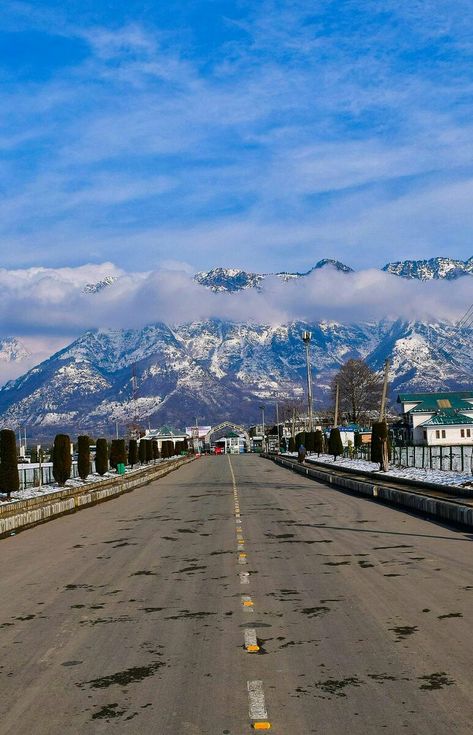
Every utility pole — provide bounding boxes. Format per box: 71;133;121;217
334;383;340;427
259;404;265;451
379;359;390;472
379;359;390;421
275;401;280;451
301;331;313;432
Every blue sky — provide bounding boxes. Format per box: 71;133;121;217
2;0;473;273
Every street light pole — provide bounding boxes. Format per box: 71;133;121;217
301;331;313;432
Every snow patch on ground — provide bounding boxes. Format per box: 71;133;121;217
285;452;473;487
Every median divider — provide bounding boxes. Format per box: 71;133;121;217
0;457;194;539
263;453;473;530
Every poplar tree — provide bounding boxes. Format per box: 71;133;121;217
152;440;160;462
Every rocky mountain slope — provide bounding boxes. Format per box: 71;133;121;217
0;319;471;436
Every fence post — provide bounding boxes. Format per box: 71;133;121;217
430;446;432;469
422;445;425;469
440;445;443;471
461;445;464;473
450;446;453;471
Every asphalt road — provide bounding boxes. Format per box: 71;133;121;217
1;454;473;734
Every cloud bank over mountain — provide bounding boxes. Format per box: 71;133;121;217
1;261;472;344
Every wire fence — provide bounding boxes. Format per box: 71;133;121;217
346;444;473;474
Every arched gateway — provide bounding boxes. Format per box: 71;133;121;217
205;422;250;443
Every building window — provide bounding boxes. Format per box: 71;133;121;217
436;430;440;439
441;430;446;439
461;429;465;438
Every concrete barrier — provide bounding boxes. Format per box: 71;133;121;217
0;458;194;539
265;454;473;530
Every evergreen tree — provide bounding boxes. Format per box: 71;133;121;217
77;435;90;481
183;437;189;451
128;439;138;467
354;431;362;449
314;429;324;456
288;436;296;453
152;440;160;462
95;438;109;476
145;439;153;463
328;428;343;460
52;434;72;485
139;439;147;464
0;428;19;497
295;432;306;449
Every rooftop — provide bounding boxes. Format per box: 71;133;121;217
420;412;473;427
397;392;473;413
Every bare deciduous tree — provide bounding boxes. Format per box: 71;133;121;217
331;359;384;424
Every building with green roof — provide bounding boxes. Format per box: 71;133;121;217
397;392;473;445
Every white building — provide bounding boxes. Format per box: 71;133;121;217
397;392;473;445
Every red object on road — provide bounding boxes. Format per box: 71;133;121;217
214;446;223;454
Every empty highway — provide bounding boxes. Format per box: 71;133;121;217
0;454;472;734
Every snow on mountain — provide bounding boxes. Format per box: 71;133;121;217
0;338;30;363
0;317;471;436
82;275;118;293
382;257;473;280
194;260;354;292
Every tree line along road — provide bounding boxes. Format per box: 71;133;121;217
0;454;472;734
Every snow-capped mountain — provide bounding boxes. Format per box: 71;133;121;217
383;257;473;280
82;276;118;294
0;319;471;436
194;259;354;292
0;338;30;364
194;257;473;292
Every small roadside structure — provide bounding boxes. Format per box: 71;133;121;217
397;391;473;445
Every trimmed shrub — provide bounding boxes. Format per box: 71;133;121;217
152;440;160;461
0;428;19;496
371;421;389;465
354;432;362;449
110;439;127;469
145;439;153;463
328;428;343;460
77;435;90;480
295;432;306;450
139;439;147;464
288;436;296;453
314;429;324;456
53;434;72;485
128;439;138;467
183;437;189;451
164;440;174;458
95;438;109;476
